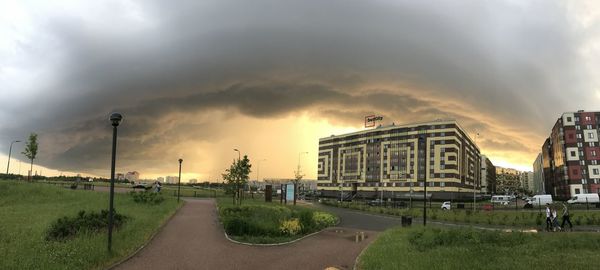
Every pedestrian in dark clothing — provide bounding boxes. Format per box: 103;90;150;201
561;203;573;231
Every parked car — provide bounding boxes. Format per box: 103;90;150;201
491;195;511;205
567;193;600;204
369;199;384;206
441;201;451;210
527;194;553;206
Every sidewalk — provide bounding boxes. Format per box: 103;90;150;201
113;199;375;270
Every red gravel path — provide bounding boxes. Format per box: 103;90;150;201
113;199;376;270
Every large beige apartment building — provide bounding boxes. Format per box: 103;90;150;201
317;120;481;200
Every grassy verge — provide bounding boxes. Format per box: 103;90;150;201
0;180;181;270
322;200;600;227
359;227;600;270
216;197;337;244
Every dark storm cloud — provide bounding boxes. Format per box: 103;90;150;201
0;0;596;174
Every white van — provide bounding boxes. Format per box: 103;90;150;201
491;195;511;205
567;193;600;204
527;195;553;206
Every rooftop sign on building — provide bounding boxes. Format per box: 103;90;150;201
364;115;383;128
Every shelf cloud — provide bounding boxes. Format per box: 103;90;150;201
1;0;598;177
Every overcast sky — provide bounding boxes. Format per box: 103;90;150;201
1;0;600;180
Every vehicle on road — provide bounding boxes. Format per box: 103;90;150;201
441;201;451;210
491;195;511;205
369;199;385;206
527;194;553;206
567;193;600;204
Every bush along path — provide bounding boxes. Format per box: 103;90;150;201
217;198;338;244
114;199;376;270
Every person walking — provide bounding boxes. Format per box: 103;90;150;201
155;181;162;193
552;207;561;232
545;204;552;232
561;203;573;231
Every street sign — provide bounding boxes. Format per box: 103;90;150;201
286;183;295;202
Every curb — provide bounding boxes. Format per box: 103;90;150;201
223;227;329;247
106;200;186;270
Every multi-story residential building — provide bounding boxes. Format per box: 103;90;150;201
157;177;165;183
317;120;481;200
480;155;497;194
495;167;521;194
542;110;600;199
532;153;545;194
519;171;534;194
189;179;198;184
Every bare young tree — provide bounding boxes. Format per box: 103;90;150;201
21;133;38;181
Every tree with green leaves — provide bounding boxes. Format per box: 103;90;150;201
22;133;38;181
222;155;252;205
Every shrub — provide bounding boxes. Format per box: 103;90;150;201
129;191;164;204
298;209;315;233
573;216;581;226
280;218;302;235
46;210;128;241
313;212;337;228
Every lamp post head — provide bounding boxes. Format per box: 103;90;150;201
179;158;183;164
14;140;21;143
110;112;123;127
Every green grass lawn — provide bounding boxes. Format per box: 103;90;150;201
216;197;337;244
359;227;600;270
0;180;181;270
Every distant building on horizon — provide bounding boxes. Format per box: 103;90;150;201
157;177;165;183
116;173;125;181
125;171;140;182
542;110;600;199
519;171;534;194
495;166;521;194
189;179;198;184
165;176;179;184
532;153;545;194
480;155;496;194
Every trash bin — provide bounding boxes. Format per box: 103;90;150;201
401;216;412;227
457;203;465;209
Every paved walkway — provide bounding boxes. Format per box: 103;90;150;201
114;199;375;270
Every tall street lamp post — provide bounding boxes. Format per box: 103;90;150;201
178;159;183;202
234;148;240;161
6;140;21;174
256;159;266;182
474;132;479;211
108;112;123;252
419;135;426;226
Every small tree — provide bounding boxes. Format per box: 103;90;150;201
222;155;252;205
22;133;38;181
